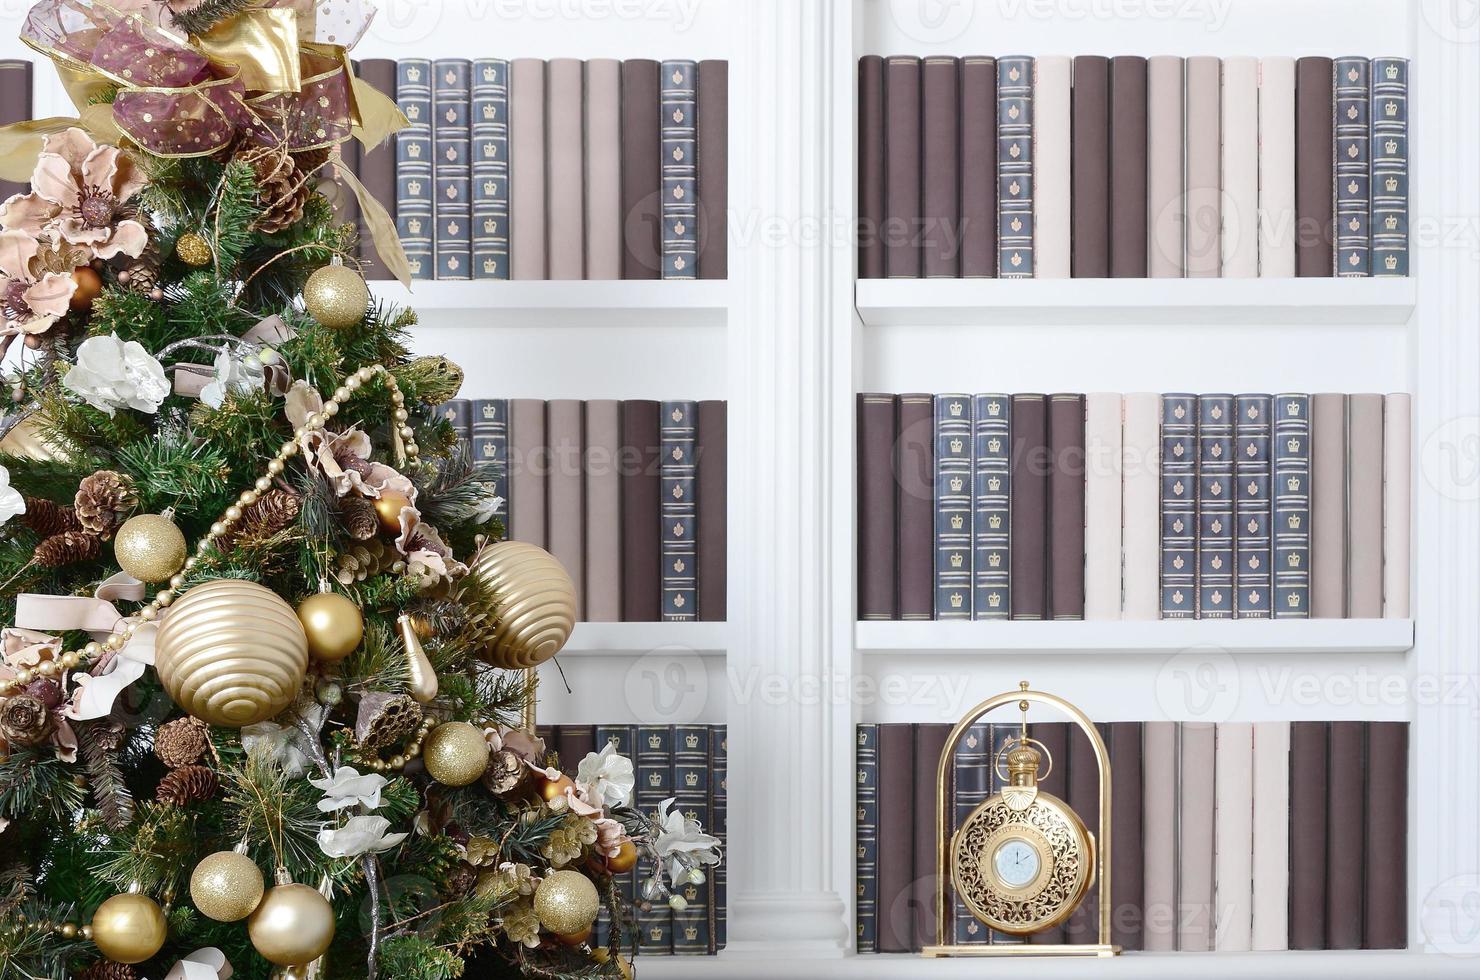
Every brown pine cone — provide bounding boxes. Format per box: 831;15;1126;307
74;470;136;538
154;716;210;768
80;961;138;980
89;719;130;753
0;693;53;746
21;496;81;537
35;530;101;566
155;764;218;805
118;237;161;295
236;144;319;234
339;494;379;540
217;488;301;549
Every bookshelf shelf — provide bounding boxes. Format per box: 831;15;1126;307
368;279;729;327
559;620;729;654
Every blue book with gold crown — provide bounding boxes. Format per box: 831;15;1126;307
660;60;698;279
1160;394;1197;619
711;725;727;951
636;726;674;954
432;59;471;280
1235;395;1273;618
1370;58;1409;277
471;58;510;280
997;56;1033;278
1273;394;1311;617
1197;395;1235;619
855;724;879;953
973;394;1010;620
470;399;509;529
660;401;698;620
934;395;973;619
395;59;433;279
672;725;710;955
951;722;991;945
1334;58;1370;276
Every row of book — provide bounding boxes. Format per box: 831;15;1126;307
364;57;727;282
856;720;1408;953
438;399;726;621
856;393;1411;621
537;724;727;955
858;55;1410;280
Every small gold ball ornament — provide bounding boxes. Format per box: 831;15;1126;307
605;839;638;874
248;882;336;966
90;892;168;964
303;262;370;330
533;870;600;936
114;513;188;583
296;592;364;662
70;266;103;310
190;850;265;922
176;231;212;267
372;490;412;534
465;542;577;669
422;721;489;786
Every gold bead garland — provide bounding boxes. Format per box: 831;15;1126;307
0;364;421;697
345;715;437;772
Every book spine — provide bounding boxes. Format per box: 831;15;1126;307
1010;394;1049;619
959;57;998;278
510;58;547;280
858;56;886;280
1146;56;1184;278
912;725;951;950
921;56;961;279
1370;58;1410;277
471;58;510;280
621;400;662;621
1160;394;1198;618
1335;58;1371;276
0;60;32;201
1033;55;1071;279
1289;721;1329;949
584;400;622;623
546;399;585;618
711;726;728;951
660;60;699;279
1383;393;1412;618
1310;393;1349;618
508;399;547;548
1295;57;1335;277
1251;721;1291;950
438;398;472;445
858;394;898;621
1235;395;1273;618
1197;395;1235;619
1259;57;1297;277
1273;394;1312;617
950;723;991;945
1085;393;1123;620
1363;722;1407;949
636;726;674;954
1347;394;1385;617
1049;393;1086;620
997;56;1034;278
1184;56;1221;277
395;59;434;279
1071;54;1109;279
896;394;936;620
471;399;510;528
355;59;398;279
1065;724;1103;943
561;727;595;771
1214;722;1255;951
973;395;1011;620
697;400;728;622
584;59;622;280
1142;721;1178;951
1326;721;1365;949
672;725;711;955
433;59;472;280
1123;392;1162;618
884;56;922;279
855;724;879;953
696;60;728;280
546;58;585;280
875;724;915;953
621;60;661;279
1177;722;1216;952
1109;722;1144;950
661;400;699;620
934;395;973;620
1220;57;1258;278
1109;55;1149;278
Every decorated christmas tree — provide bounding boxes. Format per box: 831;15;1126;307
0;2;717;978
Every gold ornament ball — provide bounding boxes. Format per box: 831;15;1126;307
296;593;364;662
176;231;212;267
114;514;188;584
465;541;577;669
247;883;336;966
539;773;575;805
605;839;638;875
422;721;489;787
70;266;103;310
533;870;600;936
154;579;309;727
90;893;168;965
372;490;412;534
591;949;633;980
190;850;265;922
304;264;370;330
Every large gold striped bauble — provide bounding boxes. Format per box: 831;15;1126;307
155;579;309;727
466;541;577;669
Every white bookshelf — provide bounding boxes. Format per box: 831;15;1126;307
370;279;729;326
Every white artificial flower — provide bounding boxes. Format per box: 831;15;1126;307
308;765;390;813
242;720;311;777
200;348;266;409
654;797;721;887
0;465;25;527
63;333;169;417
576;742;635;809
317;814;407;858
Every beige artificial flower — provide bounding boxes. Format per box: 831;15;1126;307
0;128;147;259
0;230;75;334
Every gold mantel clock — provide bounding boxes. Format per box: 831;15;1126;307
923;682;1120;958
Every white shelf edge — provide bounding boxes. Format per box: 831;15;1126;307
556;621;729;655
367;279;729;326
855;619;1415;655
855;278;1418;326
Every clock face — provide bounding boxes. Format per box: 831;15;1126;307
992;837;1040;889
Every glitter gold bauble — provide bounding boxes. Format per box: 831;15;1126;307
605;839;638;874
533;870;600;936
372;490;411;534
154;579;309;727
247;883;335;966
296;593;364;663
422;721;489;786
90;892;168;964
113;513;187;583
175;231;212;267
70;266;103;310
465;541;577;669
190;850;265;922
303;263;370;330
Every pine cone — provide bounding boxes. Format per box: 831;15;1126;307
80;961;139;980
155;763;218;805
235;144;317;234
154;716;210;768
21;497;81;537
339;494;379;540
74;470;136;538
35;530;101;566
217;488;301;549
0;694;53;746
354;691;423;752
90;719;130;753
118;237;161;295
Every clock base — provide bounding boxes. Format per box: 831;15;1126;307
921;944;1121;958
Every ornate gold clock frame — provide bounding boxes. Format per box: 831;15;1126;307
922;681;1121;958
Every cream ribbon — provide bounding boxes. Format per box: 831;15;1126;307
14;584;159;722
164;948;234;980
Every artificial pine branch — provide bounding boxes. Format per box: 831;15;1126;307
77;722;135;831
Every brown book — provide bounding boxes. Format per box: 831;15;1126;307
621;400;661;621
620;60;662;279
1363;723;1408;949
561;726;596;773
1109;722;1144;950
696;401;727;621
584;400;622;622
858;395;898;620
921;57;960;278
355;59;398;279
912;724;951;950
1011;394;1049;620
885;56;922;279
1071;55;1110;278
1109;56;1148;278
1347;394;1384;618
1311;393;1349;618
508;399;547;548
1029;722;1069;945
1049;394;1086;620
1326;721;1365;949
859;56;887;279
0;61;32;203
959;57;997;278
1065;723;1102;944
1296;57;1335;277
1289;721;1330;949
896;394;935;620
545;400;585;616
1184;57;1221;277
876;724;916;953
510;59;548;280
697;60;728;279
